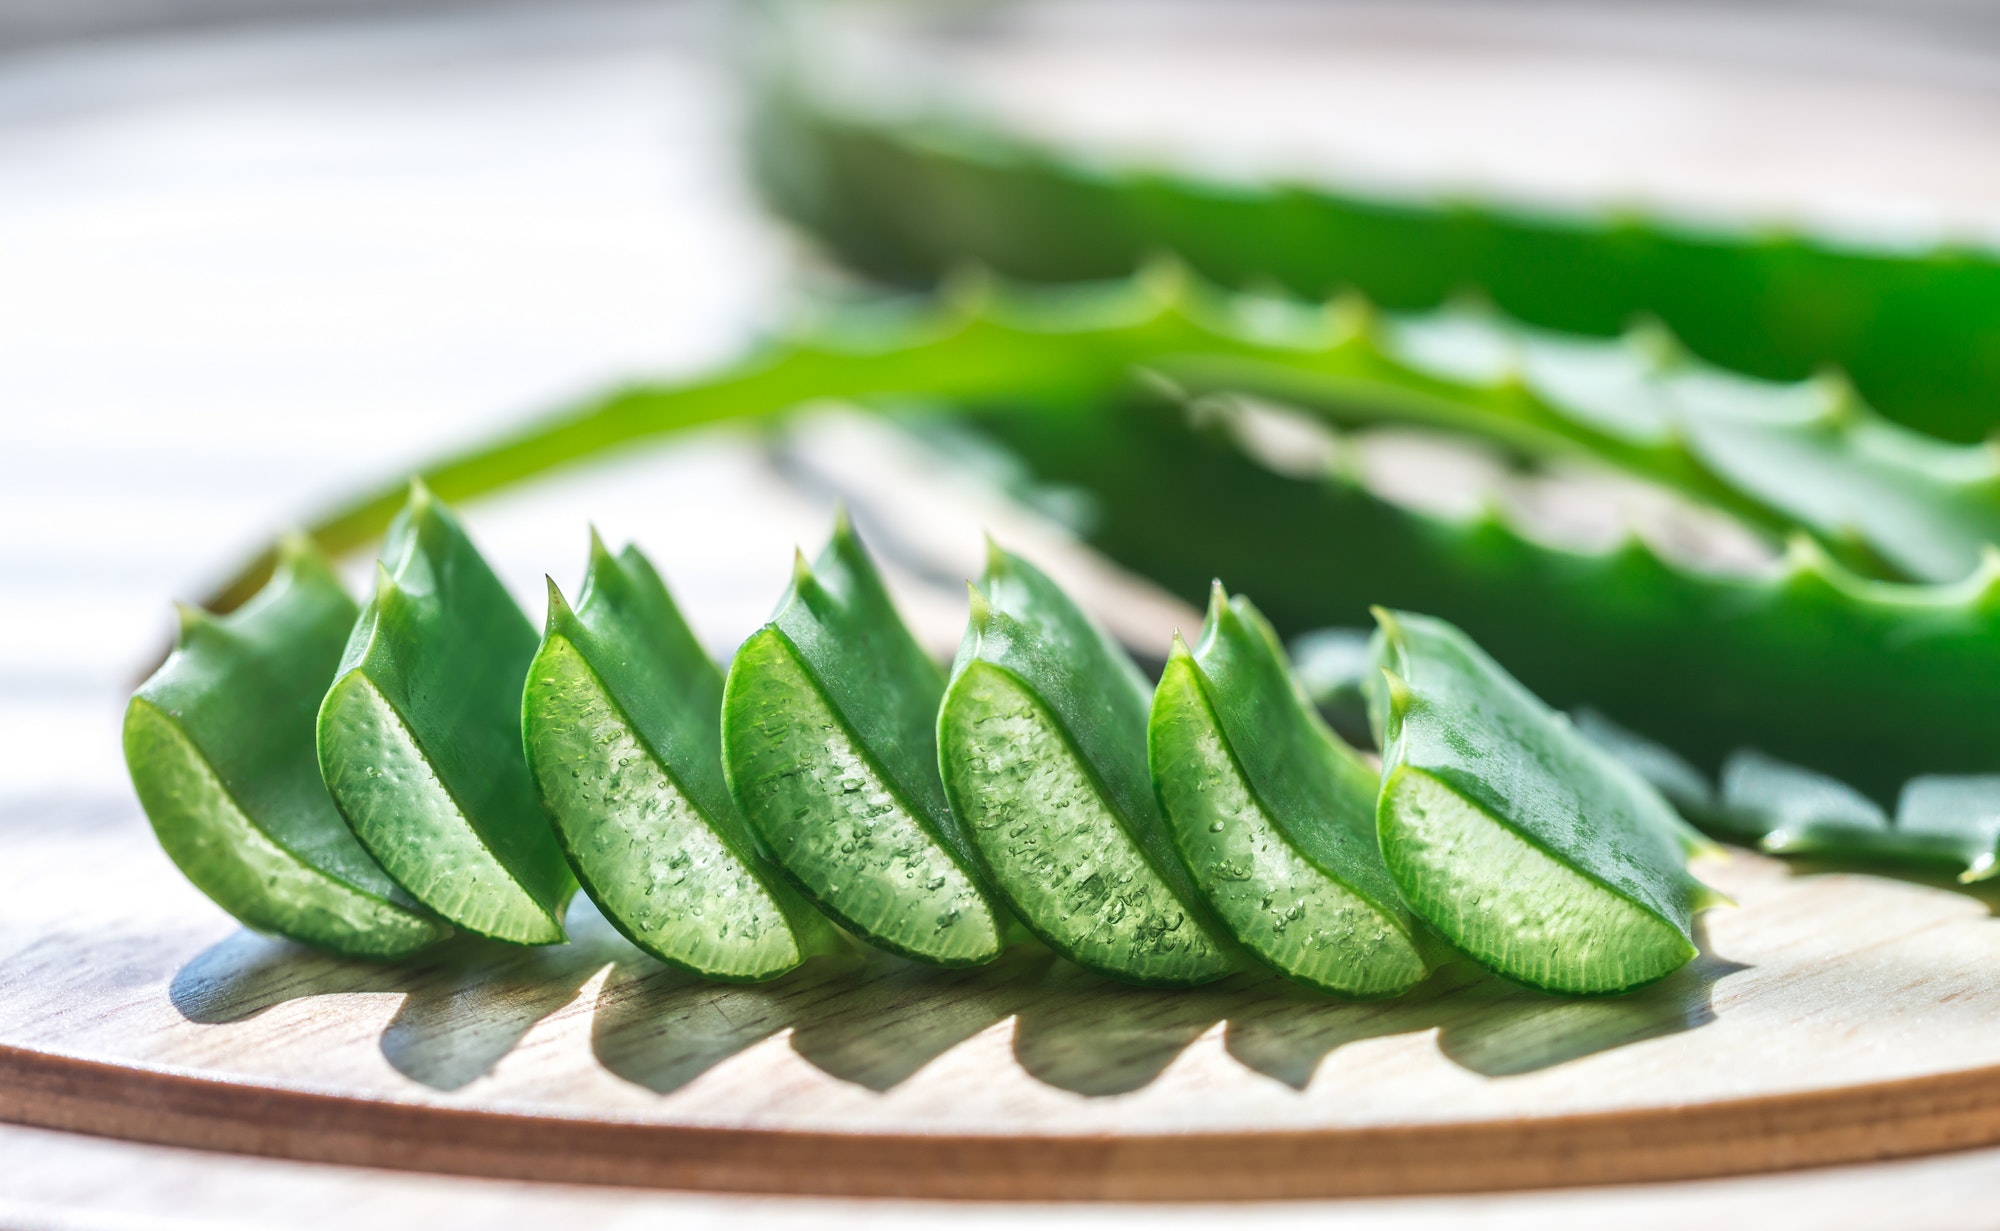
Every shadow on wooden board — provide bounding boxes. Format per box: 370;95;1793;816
170;901;1742;1098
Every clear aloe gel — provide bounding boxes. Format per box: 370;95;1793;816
939;543;1244;987
525;533;839;980
317;484;575;945
1369;608;1717;995
125;536;450;959
1150;584;1432;997
722;514;1012;965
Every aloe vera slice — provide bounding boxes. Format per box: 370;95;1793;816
939;544;1243;987
1369;608;1713;995
124;538;449;959
524;534;838;979
1149;585;1430;997
317;485;574;945
722;515;1010;965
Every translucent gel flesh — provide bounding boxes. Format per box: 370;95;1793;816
126;699;447;958
1151;664;1426;996
725;630;1001;965
1380;768;1693;994
320;672;566;945
941;661;1236;986
527;636;818;979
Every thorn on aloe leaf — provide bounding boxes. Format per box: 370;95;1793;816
1136;251;1190;308
172;601;212;645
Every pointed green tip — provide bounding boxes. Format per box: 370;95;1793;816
829;500;853;542
1136;251;1190;309
1205;578;1229;621
372;558;401;598
406;474;435;507
1168;628;1195;662
966;580;993;627
172;601;212;644
586;523;614;569
1625;315;1683;370
981;532;1011;581
543;574;574;626
1377;666;1413;713
940;263;994;318
791;546;816;593
274;530;317;567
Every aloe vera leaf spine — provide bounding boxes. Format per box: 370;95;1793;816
1368;608;1713;994
123;538;450;959
1148;584;1430;997
317;486;576;945
722;516;1011;965
524;535;838;979
939;544;1243;986
751;74;2000;443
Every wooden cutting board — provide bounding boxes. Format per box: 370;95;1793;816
7;800;2000;1201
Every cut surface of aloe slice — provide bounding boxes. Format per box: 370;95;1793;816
939;545;1242;987
317;485;574;945
525;535;837;980
723;516;1009;965
1150;585;1430;997
125;538;448;959
1370;608;1710;994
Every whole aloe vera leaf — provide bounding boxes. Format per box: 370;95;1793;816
203;269;2000;616
721;515;1011;965
1148;585;1430;997
938;544;1243;987
123;538;450;959
317;485;575;945
1368;608;1714;995
751;73;2000;444
955;388;2000;803
196;273;2000;799
524;535;839;979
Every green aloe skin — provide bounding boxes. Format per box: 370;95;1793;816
750;63;2000;444
317;485;576;945
1149;584;1432;998
124;537;450;959
193;270;2000;799
939;543;1243;987
524;534;840;980
961;388;2000;803
1369;608;1718;995
722;515;1012;966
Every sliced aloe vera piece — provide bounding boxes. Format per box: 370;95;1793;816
722;515;1009;965
125;537;449;959
1370;608;1713;995
1150;585;1431;997
524;534;838;979
939;544;1242;987
317;485;574;945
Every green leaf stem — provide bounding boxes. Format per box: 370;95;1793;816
525;534;839;979
124;537;450;959
1149;584;1431;997
317;485;575;945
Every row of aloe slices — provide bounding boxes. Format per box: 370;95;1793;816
126;487;1717;996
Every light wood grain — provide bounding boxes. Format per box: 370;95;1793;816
9;799;2000;1198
